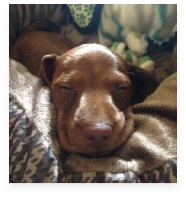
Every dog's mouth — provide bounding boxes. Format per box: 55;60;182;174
82;139;116;156
58;118;133;157
85;140;110;150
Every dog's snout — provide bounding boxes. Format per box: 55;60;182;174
83;124;113;149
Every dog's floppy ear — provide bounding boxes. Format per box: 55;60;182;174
39;54;58;86
126;62;159;105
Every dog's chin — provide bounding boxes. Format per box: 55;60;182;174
60;142;122;158
77;144;123;158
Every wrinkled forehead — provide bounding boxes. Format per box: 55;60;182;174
56;44;128;75
53;45;131;87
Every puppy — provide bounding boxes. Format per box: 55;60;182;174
10;21;158;156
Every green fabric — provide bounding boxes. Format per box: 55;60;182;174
125;50;133;63
67;4;96;28
138;56;151;66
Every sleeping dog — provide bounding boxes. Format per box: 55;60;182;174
10;20;158;155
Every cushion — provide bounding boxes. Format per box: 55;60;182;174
67;4;103;34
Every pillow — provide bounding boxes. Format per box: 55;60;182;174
67;4;103;34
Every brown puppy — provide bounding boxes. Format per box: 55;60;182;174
10;21;158;156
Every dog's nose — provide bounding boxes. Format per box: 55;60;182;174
82;124;113;149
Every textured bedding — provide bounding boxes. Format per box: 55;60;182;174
9;4;177;183
9;97;177;183
9;59;177;183
9;93;177;183
9;101;177;183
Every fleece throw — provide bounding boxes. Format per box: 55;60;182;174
9;58;177;182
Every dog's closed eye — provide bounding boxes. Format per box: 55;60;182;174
52;83;75;111
57;84;74;92
116;84;131;94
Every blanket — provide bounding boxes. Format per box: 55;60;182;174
9;58;177;182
